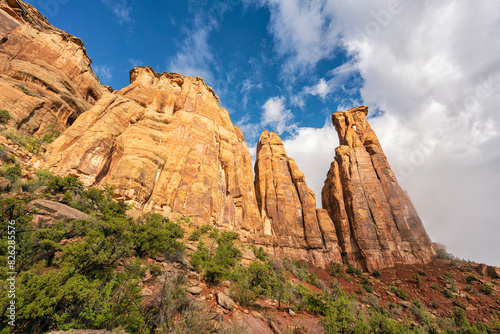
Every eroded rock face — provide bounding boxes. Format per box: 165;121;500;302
0;0;104;137
322;106;435;271
44;67;262;232
253;130;342;267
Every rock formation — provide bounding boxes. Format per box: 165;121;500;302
322;106;435;271
0;0;104;137
0;0;437;271
43;66;262;233
253;130;342;267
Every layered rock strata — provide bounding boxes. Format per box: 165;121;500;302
44;66;262;232
322;106;435;271
0;0;104;136
253;130;342;267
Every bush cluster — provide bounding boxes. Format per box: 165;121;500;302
0;185;186;333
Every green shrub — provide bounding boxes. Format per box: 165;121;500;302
443;289;455;299
321;296;368;333
208;228;219;239
133;213;185;258
0;162;21;182
190;231;242;285
436;249;448;259
188;229;202;241
307;273;318;286
190;241;210;273
330;262;342;276
0;110;10;123
482;284;493;295
389;286;407;300
283;258;310;282
453;300;467;310
413;273;421;285
40;125;60;144
47;175;83;192
466;274;478;283
372;269;382;278
199;224;212;233
250;244;268;261
149;263;163;276
346;265;362;276
231;262;286;307
431;283;440;291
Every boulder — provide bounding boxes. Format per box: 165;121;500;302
0;177;11;193
186;286;202;295
216;292;235;310
27;199;91;226
487;266;500;279
477;264;488;276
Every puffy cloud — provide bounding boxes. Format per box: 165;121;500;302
260;96;296;135
255;0;500;265
304;78;331;99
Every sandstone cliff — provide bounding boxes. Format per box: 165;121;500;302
0;0;104;137
253;130;342;267
44;66;262;233
322;106;435;271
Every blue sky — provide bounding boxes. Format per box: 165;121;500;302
25;0;500;266
26;0;363;142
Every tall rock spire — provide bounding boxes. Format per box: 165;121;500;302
254;130;342;267
322;106;435;271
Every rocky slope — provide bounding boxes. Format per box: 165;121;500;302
322;106;435;271
43;66;263;233
0;0;104;137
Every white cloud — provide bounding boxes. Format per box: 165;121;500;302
255;0;341;80
282;122;338;202
101;0;132;25
168;15;217;83
93;64;113;82
260;96;296;135
304;78;331;99
256;0;500;266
